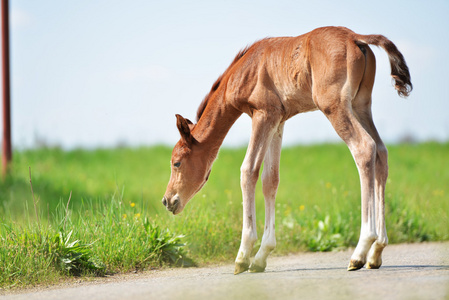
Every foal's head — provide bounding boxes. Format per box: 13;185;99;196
162;114;211;215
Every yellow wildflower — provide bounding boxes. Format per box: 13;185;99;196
432;190;444;197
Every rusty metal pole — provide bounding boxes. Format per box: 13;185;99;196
1;0;11;177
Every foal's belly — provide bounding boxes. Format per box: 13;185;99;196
282;92;318;120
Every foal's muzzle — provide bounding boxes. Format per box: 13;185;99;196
162;195;180;214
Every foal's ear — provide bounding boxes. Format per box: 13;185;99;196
175;114;193;145
184;118;196;131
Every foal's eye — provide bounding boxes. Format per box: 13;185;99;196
173;162;181;168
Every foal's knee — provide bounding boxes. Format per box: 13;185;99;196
240;164;260;187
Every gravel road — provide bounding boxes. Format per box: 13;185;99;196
2;242;448;300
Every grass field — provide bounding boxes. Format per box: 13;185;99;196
1;142;448;288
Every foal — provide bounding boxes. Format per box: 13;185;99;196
162;26;412;274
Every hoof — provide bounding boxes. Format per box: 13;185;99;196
249;263;266;273
347;259;365;271
234;262;250;275
366;260;382;269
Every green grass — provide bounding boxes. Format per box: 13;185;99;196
1;142;448;289
0;194;194;289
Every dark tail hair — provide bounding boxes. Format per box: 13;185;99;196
356;34;412;97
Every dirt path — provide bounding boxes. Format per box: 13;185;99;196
2;242;449;300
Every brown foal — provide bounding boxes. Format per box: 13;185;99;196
162;26;412;274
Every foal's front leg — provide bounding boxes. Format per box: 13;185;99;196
249;123;284;272
234;112;280;275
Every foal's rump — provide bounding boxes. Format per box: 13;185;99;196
304;27;412;111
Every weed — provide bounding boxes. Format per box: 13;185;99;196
43;230;105;276
306;215;349;252
143;218;195;267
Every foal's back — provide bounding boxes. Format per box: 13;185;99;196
224;26;368;120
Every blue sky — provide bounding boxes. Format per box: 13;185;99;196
6;0;449;148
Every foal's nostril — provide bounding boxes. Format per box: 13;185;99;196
173;198;179;207
162;197;168;207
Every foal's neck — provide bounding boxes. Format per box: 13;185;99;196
192;94;242;157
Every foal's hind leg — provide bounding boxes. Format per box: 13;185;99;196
353;106;389;269
249;123;284;272
320;99;378;271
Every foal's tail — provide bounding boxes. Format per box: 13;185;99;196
355;34;412;98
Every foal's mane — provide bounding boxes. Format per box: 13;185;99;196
196;46;250;122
